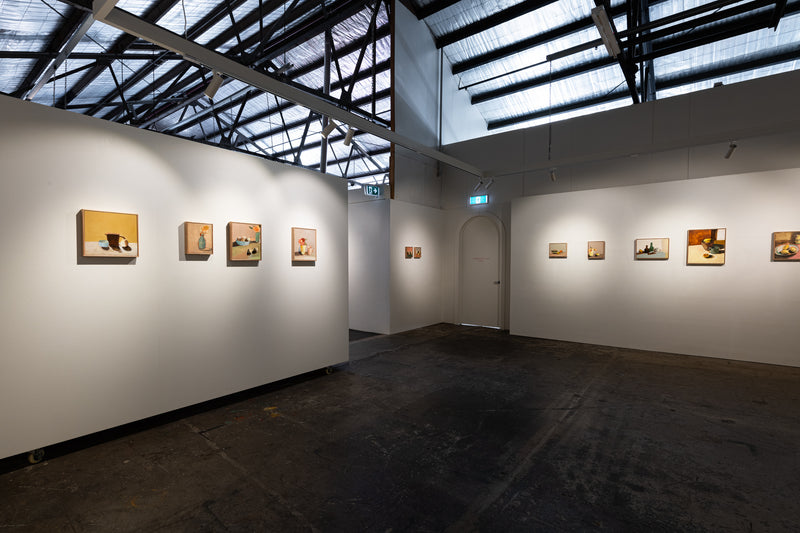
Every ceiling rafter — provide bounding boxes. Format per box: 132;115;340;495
56;0;182;108
435;0;558;49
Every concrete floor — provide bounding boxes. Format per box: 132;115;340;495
2;324;799;532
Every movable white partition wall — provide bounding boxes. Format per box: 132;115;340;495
510;171;800;367
0;95;348;460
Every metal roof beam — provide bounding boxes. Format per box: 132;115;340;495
435;0;558;49
22;12;95;101
116;0;381;127
166;61;390;138
57;0;180;108
452;5;626;75
94;4;485;176
416;0;461;20
471;57;615;105
13;8;86;98
487;43;800;131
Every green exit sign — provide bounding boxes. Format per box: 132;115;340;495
364;185;381;197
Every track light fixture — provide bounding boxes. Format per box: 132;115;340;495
550;169;557;182
484;177;494;190
321;119;337;138
591;6;621;58
343;127;355;146
724;142;738;159
203;71;223;99
473;179;483;192
273;62;293;75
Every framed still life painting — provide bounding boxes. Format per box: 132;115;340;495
292;227;317;262
635;238;669;260
549;242;567;258
772;231;800;261
405;246;413;259
228;222;261;261
81;209;139;257
185;222;213;255
687;228;725;265
587;241;605;260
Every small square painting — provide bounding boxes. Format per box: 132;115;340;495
228;222;261;261
405;246;413;259
414;247;422;259
772;231;800;261
81;209;139;257
292;227;317;262
185;222;213;255
687;228;725;265
635;238;669;260
588;241;605;260
549;242;567;258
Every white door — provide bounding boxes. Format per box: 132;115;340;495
459;216;501;328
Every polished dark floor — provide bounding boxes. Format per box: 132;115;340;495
2;324;800;532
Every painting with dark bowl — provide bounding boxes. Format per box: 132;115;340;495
81;209;139;258
687;228;725;265
772;231;800;261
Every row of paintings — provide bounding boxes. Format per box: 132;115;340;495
549;229;800;263
81;209;317;263
404;246;422;259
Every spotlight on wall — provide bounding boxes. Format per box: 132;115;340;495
549;169;557;182
591;6;621;58
203;71;223;99
321;119;337;138
484;177;494;190
473;179;484;192
343;127;355;146
724;141;738;159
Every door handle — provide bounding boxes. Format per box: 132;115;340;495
494;281;501;285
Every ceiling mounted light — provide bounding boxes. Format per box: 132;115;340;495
321;119;337;138
484;177;494;190
273;62;293;75
724;142;738;159
343;127;355;146
203;71;223;99
473;179;484;192
591;6;621;58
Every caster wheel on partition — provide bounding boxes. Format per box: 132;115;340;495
28;448;45;464
325;367;334;375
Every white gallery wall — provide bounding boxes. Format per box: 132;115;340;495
510;170;800;367
389;200;445;333
0;95;348;460
432;70;800;348
349;199;391;333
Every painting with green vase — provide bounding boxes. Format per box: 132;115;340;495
185;222;213;255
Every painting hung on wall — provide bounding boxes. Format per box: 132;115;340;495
405;246;413;259
414;247;422;259
81;209;139;257
588;241;605;260
185;222;213;255
772;231;800;261
635;238;669;260
687;228;726;265
292;227;317;261
228;222;261;261
549;242;567;258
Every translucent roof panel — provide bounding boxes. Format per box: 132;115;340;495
415;0;800;136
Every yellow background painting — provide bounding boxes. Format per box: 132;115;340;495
83;209;138;243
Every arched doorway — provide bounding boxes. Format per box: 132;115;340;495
458;215;502;328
